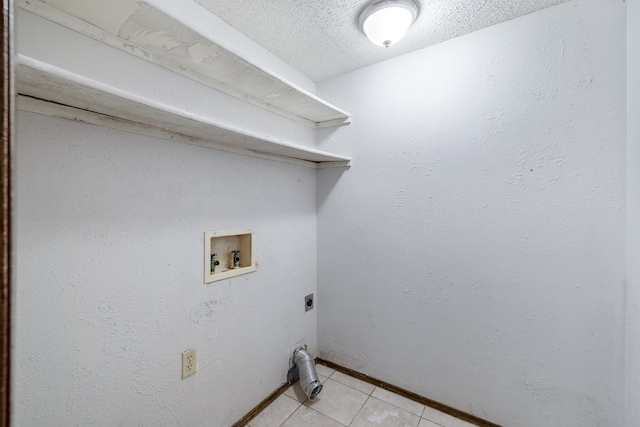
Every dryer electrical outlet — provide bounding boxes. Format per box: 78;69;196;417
305;293;314;312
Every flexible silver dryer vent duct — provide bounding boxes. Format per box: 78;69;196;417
289;347;323;400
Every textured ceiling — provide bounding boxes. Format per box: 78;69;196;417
195;0;569;82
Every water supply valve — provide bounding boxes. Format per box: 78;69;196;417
231;250;240;269
210;253;220;273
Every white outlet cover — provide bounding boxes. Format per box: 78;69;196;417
182;348;197;379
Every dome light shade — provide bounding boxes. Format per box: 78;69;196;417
358;0;419;47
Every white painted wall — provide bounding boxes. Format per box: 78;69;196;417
14;7;323;425
317;1;627;426
14;0;634;425
627;0;640;424
14;110;318;426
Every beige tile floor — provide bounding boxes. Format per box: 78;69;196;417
246;364;478;427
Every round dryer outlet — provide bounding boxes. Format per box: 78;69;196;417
305;293;314;312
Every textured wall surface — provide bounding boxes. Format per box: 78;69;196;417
14;13;322;424
627;0;639;424
316;1;627;426
13;0;634;425
14;111;318;426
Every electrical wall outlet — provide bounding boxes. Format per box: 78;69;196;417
182;348;197;379
305;293;314;312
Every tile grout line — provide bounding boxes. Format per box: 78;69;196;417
316;358;502;427
277;395;302;427
231;382;290;427
250;367;450;427
309;377;364;427
336;368;365;427
322;368;417;427
246;362;461;427
341;374;370;426
371;386;426;417
346;390;371;427
364;394;424;426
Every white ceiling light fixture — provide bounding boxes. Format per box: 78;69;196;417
358;0;419;48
